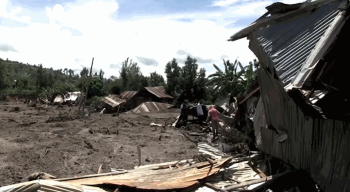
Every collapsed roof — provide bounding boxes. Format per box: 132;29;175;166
132;102;174;113
143;86;173;99
120;91;138;99
101;94;126;108
229;0;350;120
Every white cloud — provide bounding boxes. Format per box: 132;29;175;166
211;0;241;7
232;2;273;15
281;0;306;4
208;13;222;17
0;0;257;79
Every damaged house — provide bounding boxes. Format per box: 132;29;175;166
136;86;174;105
229;0;350;191
101;86;173;113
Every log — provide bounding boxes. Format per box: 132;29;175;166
224;172;290;191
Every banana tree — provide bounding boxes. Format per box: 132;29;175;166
207;58;246;97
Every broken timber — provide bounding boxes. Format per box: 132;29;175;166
59;158;232;190
224;171;290;191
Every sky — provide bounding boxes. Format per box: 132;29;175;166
0;0;305;79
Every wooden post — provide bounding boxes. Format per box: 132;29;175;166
82;57;94;112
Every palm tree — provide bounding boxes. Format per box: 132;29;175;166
207;58;246;97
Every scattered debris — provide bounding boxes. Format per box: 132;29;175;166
9;107;20;112
19;121;37;126
150;122;163;127
28;172;57;181
97;165;103;174
84;141;94;150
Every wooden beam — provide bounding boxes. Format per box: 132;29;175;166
204;182;228;192
224;172;290;191
53;170;128;181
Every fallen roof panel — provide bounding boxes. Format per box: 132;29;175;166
132;102;173;113
101;95;126;108
120;91;138;99
144;86;173;99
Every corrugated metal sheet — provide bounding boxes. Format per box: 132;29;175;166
101;94;125;108
249;1;342;87
144;86;173;99
300;89;328;104
0;180;107;192
53;95;64;104
65;92;81;101
132;102;173;113
257;68;350;192
120;91;138;99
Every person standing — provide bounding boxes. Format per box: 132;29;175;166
178;100;189;128
206;105;221;140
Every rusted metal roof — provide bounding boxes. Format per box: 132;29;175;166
132;102;173;113
120;91;138;99
101;94;126;108
144;86;173;99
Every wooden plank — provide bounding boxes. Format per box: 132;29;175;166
204;182;228;192
54;170;128;181
61;158;232;190
224;172;290;191
134;159;194;170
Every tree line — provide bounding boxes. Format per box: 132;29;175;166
0;56;259;106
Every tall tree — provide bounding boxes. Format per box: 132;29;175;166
165;58;182;96
36;64;47;95
99;69;104;81
0;60;8;96
148;72;165;87
194;68;207;101
80;67;89;77
181;56;198;101
119;57;143;91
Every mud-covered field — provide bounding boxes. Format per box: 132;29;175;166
0;102;199;186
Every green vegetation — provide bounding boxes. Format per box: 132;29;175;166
0;56;258;106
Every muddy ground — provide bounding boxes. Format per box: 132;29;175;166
0;102;200;186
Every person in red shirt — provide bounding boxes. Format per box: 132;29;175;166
206;105;221;140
